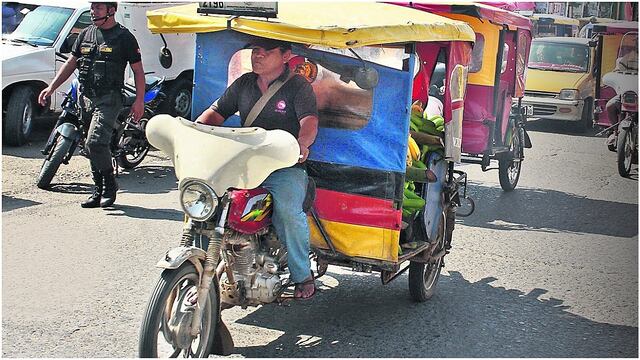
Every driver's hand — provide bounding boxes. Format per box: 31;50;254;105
38;87;53;106
129;98;144;123
299;145;309;163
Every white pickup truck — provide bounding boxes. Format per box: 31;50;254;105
2;1;195;146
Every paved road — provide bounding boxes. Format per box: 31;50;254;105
2;118;637;357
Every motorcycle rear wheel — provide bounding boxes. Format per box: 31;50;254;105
139;263;218;358
408;212;446;302
36;135;72;189
498;126;523;191
117;119;150;169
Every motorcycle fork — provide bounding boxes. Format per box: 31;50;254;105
190;199;230;337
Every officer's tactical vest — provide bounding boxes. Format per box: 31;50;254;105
77;25;127;96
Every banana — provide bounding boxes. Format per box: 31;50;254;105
408;135;420;161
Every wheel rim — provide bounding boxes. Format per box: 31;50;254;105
174;89;192;117
22;101;33;136
624;132;633;172
155;274;211;358
423;212;446;291
122;121;149;164
507;130;522;185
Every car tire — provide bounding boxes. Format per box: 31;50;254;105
4;85;36;146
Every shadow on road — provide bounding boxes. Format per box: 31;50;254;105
118;164;177;195
459;182;638;238
103;203;182;222
526;119;602;137
1;195;42;212
230;271;637;357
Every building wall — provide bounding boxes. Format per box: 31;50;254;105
538;2;638;21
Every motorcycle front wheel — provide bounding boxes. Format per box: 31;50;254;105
36;135;73;189
617;125;634;177
139;263;219;358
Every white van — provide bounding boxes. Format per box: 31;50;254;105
2;1;195;146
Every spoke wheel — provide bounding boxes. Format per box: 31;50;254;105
139;264;218;358
408;212;446;302
117;119;150;169
499;126;523;191
617;125;635;177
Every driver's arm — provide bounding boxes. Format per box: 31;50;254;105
195;107;226;126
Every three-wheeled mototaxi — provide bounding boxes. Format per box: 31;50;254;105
139;2;475;357
588;21;639;128
399;2;533;191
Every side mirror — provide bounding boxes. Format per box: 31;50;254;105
588;40;597;48
59;33;78;54
353;67;378;90
159;46;173;69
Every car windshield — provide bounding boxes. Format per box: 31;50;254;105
5;5;73;46
528;42;590;73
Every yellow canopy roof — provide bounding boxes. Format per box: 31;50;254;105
531;14;579;26
147;2;475;48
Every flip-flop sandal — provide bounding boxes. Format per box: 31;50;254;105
294;277;316;301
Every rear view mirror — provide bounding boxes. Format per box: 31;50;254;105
59;33;78;54
158;34;173;69
159;46;173;69
353;67;379;90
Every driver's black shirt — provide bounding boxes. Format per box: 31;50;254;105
211;66;318;139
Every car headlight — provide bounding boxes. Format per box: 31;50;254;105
558;89;579;101
180;180;218;221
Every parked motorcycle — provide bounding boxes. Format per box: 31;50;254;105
36;75;165;189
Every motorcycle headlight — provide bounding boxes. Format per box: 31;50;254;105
622;91;638;106
180;180;218;221
558;89;579;101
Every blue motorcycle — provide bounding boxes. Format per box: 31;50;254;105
36;75;165;189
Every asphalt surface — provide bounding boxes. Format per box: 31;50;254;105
2;117;638;357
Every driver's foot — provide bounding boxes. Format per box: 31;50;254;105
294;274;316;301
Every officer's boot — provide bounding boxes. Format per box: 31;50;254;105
81;171;103;208
100;169;119;208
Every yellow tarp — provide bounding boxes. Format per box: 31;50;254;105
147;2;475;48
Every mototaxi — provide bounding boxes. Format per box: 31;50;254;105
589;21;640;127
141;2;475;357
399;2;533;191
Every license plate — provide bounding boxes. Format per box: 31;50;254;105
198;2;278;17
524;105;534;116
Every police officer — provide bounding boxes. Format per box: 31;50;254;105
38;2;145;208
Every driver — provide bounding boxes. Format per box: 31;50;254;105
605;46;638;147
38;2;145;208
195;38;320;300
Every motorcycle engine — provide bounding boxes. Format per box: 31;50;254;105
220;229;286;307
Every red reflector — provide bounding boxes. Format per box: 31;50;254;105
559;108;572;113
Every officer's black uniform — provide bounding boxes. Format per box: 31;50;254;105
71;23;141;207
